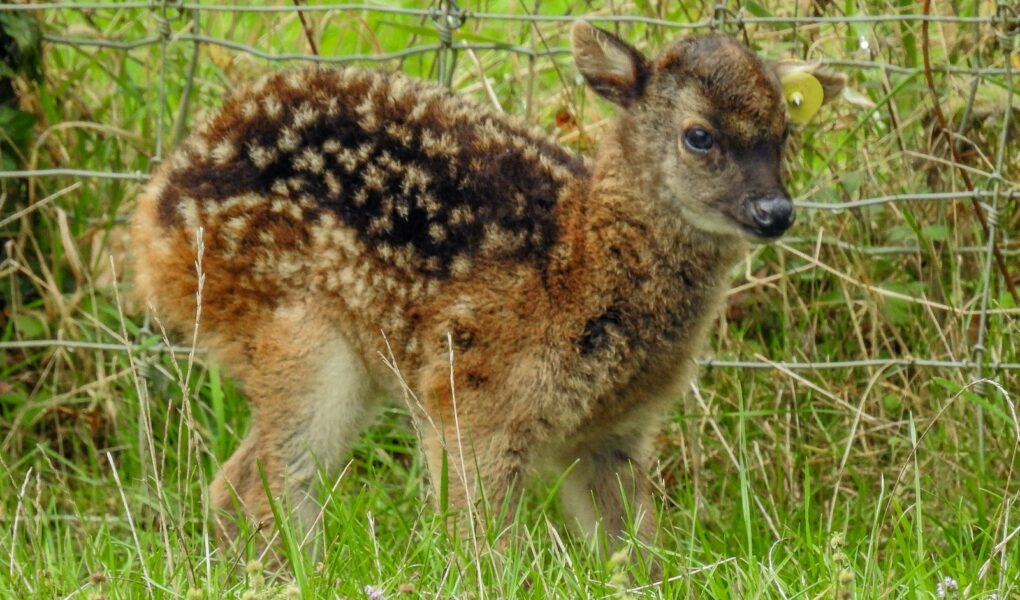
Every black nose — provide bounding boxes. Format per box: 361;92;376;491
750;195;795;237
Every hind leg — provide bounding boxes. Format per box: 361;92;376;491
209;304;377;553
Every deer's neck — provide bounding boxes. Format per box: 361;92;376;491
557;120;743;308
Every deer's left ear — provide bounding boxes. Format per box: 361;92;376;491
771;61;847;105
571;21;650;108
771;61;847;124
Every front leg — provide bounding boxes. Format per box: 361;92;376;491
413;344;539;543
420;419;529;540
558;429;659;546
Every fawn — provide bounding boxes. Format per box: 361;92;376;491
132;22;843;551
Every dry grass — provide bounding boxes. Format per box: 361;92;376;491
1;0;1018;597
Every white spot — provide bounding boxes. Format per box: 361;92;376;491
323;171;342;198
385;122;414;146
512;192;527;216
477;119;507;148
420;130;458;158
188;137;210;160
177;197;202;232
403;165;431;194
418;193;441;217
336;148;358;172
428;223;447;242
388;76;410;104
292;102;319;129
225;215;249;241
294;148;325;173
285;70;306;90
278;128;300;152
362;164;386;191
251;75;271;94
241;101;258;118
169;149;190;170
263;96;283;118
356;143;375;162
211;139;237;165
355;96;379;131
480;224;510;253
272;179;290;196
248;143;277;169
325;97;340;117
395;198;410;219
450;205;475;225
323;139;342;154
408;99;430;122
450;255;472;277
376;150;395;169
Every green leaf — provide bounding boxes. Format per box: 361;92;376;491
933;377;1011;423
0;12;43;81
0;106;35;151
840;171;863;196
997;290;1017;309
744;2;772;17
12;313;46;339
922;224;949;242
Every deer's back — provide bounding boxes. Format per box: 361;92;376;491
134;67;589;352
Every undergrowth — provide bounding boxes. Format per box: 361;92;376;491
1;0;1018;598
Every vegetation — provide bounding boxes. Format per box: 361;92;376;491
1;0;1017;597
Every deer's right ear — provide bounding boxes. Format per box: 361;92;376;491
571;21;649;108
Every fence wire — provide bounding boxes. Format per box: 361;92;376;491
0;0;1018;382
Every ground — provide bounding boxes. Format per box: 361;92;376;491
1;1;1018;598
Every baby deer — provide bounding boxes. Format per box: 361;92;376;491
132;23;843;551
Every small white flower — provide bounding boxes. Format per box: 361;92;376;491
364;584;385;600
858;35;870;51
936;576;958;598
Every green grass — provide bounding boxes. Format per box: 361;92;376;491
2;0;1019;597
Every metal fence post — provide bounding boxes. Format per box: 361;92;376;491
969;0;1020;468
430;0;466;87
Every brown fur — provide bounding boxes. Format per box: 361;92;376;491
132;23;841;554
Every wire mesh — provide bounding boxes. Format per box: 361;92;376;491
0;0;1017;382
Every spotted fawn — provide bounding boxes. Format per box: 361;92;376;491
132;22;844;550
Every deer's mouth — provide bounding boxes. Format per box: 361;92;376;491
730;193;795;241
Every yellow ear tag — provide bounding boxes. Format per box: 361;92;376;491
781;71;824;125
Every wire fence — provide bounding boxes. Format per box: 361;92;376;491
1;0;1018;381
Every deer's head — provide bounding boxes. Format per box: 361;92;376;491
572;22;844;241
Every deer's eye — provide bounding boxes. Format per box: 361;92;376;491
683;128;714;153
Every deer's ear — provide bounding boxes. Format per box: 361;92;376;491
571;21;649;107
771;61;847;105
